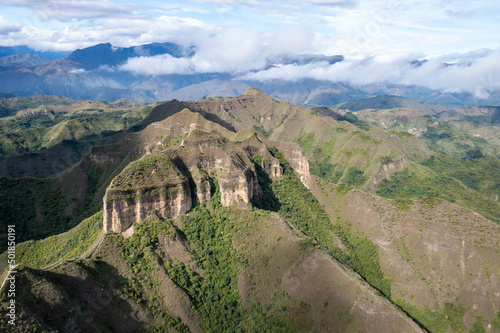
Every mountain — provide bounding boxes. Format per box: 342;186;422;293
78;87;154;103
65;42;190;71
265;54;344;67
344;96;500;159
1;42;499;108
247;79;372;106
1;89;500;332
0;42;193;101
0;45;70;59
336;95;451;114
0;53;51;72
0;102;424;332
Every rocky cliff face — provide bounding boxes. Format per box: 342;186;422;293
104;128;301;234
271;141;312;189
103;127;312;234
103;153;192;233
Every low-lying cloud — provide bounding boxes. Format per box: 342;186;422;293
120;26;312;75
242;49;500;99
120;38;500;100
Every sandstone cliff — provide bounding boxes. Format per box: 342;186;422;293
104;129;294;234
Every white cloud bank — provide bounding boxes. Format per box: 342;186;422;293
241;50;500;99
120;26;313;75
119;30;500;100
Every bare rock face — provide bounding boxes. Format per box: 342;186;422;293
372;155;408;184
270;140;312;189
103;154;192;233
103;127;314;234
104;130;270;233
288;148;312;189
239;131;284;179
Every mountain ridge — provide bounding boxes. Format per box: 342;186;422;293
0;89;499;332
1;42;499;107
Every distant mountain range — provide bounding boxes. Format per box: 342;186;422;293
0;45;70;59
0;42;499;107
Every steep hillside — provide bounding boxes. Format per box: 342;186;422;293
0;97;153;163
0;207;423;332
356;106;500;159
1;89;499;332
0;53;50;72
142;88;433;194
310;178;500;332
0;127;423;332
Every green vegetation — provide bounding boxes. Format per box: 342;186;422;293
0;161;115;248
421;154;500;200
339;113;370;130
109;153;179;199
113;216;190;332
295;133;342;183
181;206;290;331
395;299;467;333
0;106;152;156
491;312;500;331
114;200;291;331
342;167;367;186
5;212;103;269
260;148;391;298
0;177;71;247
408;119;498;159
380;155;393;164
377;158;500;223
252;124;273;138
0;96;73;118
469;316;486;333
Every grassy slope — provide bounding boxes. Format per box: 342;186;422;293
0;104;156;247
0;143;423;332
0;212;103;273
0;105;152;156
356;107;500;159
274;109;432;193
2;187;421;333
377;155;500;224
310;177;500;333
0;162;109;247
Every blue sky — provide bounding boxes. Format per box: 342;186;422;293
0;0;499;97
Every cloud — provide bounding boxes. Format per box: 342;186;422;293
120;26;269;75
242;49;500;99
267;27;314;55
120;26;319;75
1;0;133;21
69;68;87;74
189;0;260;4
0;14;214;52
0;15;22;34
293;0;356;7
445;9;474;18
188;0;355;6
120;54;194;75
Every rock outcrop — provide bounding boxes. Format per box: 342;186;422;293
104;129;286;233
103;153;192;233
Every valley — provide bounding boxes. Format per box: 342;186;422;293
0;88;499;332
